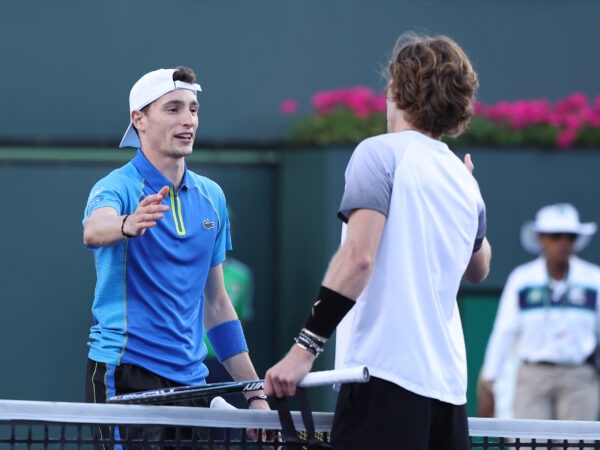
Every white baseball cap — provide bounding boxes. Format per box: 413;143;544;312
119;68;202;149
520;203;597;254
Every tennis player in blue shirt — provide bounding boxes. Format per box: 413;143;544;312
82;66;269;444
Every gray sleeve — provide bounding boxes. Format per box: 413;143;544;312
338;142;393;223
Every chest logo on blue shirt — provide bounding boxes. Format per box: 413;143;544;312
203;219;215;230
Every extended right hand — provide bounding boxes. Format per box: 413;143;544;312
122;186;170;237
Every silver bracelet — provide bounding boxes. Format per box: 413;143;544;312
294;335;323;356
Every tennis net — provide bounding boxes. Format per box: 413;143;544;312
2;399;600;449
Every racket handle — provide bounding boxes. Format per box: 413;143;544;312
298;365;369;388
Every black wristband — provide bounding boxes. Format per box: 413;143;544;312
246;393;268;407
303;286;355;339
121;214;136;239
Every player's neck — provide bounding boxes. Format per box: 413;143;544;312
387;111;437;139
141;148;186;190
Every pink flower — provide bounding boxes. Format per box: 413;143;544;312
284;85;600;149
557;127;577;149
484;101;514;124
343;86;377;118
480;99;552;129
312;90;337;115
554;92;588;115
563;113;586;130
280;99;298;114
505;100;543;128
310;86;387;118
474;102;487;115
373;94;387;112
587;110;600;128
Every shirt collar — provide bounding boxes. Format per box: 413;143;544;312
131;149;191;191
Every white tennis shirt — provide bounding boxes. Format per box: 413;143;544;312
335;131;487;405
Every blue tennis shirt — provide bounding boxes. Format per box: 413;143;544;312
83;150;232;385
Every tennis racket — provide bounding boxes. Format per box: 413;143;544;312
107;365;369;405
210;392;330;446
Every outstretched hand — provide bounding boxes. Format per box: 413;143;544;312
124;186;170;237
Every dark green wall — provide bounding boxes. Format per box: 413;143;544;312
0;164;98;402
1;1;599;144
459;292;501;417
275;147;353;408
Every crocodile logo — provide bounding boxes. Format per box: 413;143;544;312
203;219;215;230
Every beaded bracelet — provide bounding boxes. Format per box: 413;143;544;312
300;328;327;346
294;334;323;357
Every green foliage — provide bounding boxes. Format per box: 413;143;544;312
575;127;600;148
287;109;386;146
443;117;560;149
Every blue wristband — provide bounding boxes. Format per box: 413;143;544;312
207;320;248;362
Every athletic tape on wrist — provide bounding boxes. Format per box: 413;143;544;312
303;286;355;339
207;320;248;363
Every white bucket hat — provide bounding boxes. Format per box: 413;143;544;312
520;203;597;254
119;68;202;149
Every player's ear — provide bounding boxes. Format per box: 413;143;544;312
132;110;146;131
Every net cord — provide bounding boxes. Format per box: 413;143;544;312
0;399;331;431
469;417;600;440
3;399;600;441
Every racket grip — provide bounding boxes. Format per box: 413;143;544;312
298;365;369;388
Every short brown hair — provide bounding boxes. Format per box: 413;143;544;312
140;66;197;114
173;66;196;84
387;33;479;138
